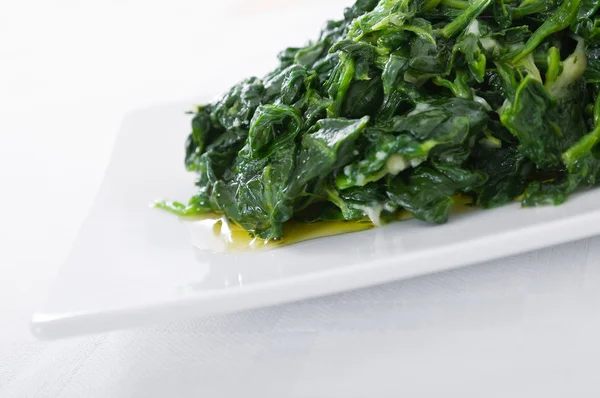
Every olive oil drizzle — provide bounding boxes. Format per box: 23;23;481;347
184;214;375;252
182;195;474;252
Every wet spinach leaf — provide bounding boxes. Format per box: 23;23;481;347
158;0;600;241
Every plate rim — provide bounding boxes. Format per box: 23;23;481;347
32;101;600;340
32;201;600;340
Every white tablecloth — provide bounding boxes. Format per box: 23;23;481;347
2;1;600;397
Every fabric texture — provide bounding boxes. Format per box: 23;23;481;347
3;239;600;397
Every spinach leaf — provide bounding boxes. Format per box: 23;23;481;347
245;105;302;159
211;141;297;239
387;165;486;223
500;76;562;167
159;0;600;241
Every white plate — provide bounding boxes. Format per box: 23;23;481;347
32;101;600;340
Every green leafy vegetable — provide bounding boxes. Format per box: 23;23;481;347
159;0;600;241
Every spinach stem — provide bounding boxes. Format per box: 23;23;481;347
440;0;470;9
510;0;581;63
440;0;493;38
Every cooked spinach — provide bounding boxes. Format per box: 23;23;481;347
157;0;600;240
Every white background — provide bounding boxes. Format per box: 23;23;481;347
1;0;340;339
2;1;600;397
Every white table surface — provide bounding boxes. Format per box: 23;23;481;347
2;1;600;397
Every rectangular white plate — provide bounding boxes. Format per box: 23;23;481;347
32;102;600;340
